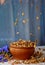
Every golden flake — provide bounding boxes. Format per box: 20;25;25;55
14;22;17;26
36;16;39;20
19;0;22;4
19;39;22;41
22;12;25;16
16;32;19;35
28;40;31;42
16;18;18;22
22;19;28;24
22;19;27;24
14;18;18;26
0;0;5;5
37;26;40;30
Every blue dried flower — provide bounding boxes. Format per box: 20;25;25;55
0;45;12;62
3;59;8;62
0;55;3;62
0;48;2;52
2;45;9;53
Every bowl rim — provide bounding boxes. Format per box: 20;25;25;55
10;46;34;49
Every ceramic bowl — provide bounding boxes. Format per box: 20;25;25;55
9;44;35;60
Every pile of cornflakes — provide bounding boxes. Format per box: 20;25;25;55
10;39;36;48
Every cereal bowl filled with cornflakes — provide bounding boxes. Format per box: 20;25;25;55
9;39;36;60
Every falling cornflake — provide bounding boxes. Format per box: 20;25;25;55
22;19;29;24
37;26;40;30
16;32;19;35
22;12;25;16
16;18;18;22
14;22;17;26
36;16;39;20
14;18;18;26
19;0;22;4
22;19;26;24
0;0;5;5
